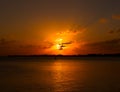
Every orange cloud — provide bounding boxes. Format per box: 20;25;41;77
112;14;120;20
108;28;120;34
99;18;108;24
77;38;120;54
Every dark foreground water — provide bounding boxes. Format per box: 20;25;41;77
0;58;120;92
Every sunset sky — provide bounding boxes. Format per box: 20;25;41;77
0;0;120;55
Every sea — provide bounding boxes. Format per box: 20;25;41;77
0;57;120;92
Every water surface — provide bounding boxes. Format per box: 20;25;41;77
0;58;120;92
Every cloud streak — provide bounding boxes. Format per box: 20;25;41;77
0;37;120;55
99;18;108;24
112;14;120;20
108;28;120;34
79;38;120;54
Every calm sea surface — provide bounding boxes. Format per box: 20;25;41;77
0;58;120;92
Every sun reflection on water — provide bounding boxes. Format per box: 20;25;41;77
51;60;87;91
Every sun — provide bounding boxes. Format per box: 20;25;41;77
55;38;63;50
56;44;61;50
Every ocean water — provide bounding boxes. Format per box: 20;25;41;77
0;58;120;92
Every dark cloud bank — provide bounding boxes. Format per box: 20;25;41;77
0;38;120;55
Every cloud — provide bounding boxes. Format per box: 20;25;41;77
0;38;46;55
112;14;120;20
80;38;120;54
0;38;16;46
0;38;20;55
117;28;120;33
99;18;108;24
42;41;54;49
70;24;87;34
108;28;120;34
1;37;120;55
108;30;114;34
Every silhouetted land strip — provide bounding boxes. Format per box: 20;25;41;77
0;54;120;61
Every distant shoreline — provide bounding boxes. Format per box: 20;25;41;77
1;54;120;57
0;54;120;61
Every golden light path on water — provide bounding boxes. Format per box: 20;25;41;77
32;59;88;91
1;59;120;92
51;60;88;91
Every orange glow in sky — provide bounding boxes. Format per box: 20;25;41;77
44;29;82;55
